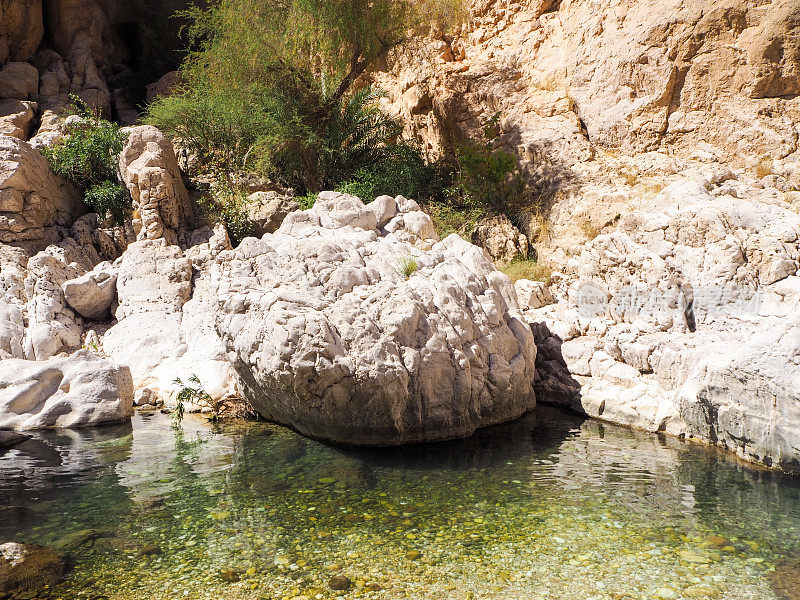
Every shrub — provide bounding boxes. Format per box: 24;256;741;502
147;0;465;193
337;142;447;203
44;95;129;224
196;180;254;246
447;113;529;224
173;374;229;423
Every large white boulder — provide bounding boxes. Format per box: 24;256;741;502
103;230;238;403
212;193;537;446
0;350;133;430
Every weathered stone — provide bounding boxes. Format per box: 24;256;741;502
471;214;529;265
0;0;44;65
0;135;82;250
246;191;299;236
62;260;116;320
0;99;36;139
0;542;65;596
213;193;537;446
0;62;38;100
118;125;193;243
0;349;133;430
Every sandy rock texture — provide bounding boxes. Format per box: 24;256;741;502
0;135;82;250
212;192;537;445
374;0;800;164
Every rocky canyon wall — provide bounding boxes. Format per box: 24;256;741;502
374;0;800;166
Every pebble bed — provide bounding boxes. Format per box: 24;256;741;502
1;408;799;600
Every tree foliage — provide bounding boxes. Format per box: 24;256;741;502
147;0;465;193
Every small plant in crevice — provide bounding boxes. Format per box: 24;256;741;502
44;94;129;224
396;254;419;280
196;178;254;246
173;374;229;423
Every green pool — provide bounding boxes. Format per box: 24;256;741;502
1;407;799;600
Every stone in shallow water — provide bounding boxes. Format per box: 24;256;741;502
769;556;800;600
328;574;351;590
0;542;66;596
212;192;537;446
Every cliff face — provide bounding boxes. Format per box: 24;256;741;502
0;0;188;119
373;0;800;165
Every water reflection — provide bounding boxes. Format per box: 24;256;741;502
0;407;798;599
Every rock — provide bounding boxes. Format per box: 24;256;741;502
0;542;66;596
145;70;182;103
0;62;38;100
61;260;117;320
0;349;133;430
133;387;159;407
0;99;36;139
0;135;83;250
23;226;104;360
118;125;193;243
373;0;800;164
368;195;398;228
104;233;238;403
769;555;800;600
114;239;191;319
515;279;553;310
213;193;537;446
471;214;529;265
328;575;351;591
0;0;44;64
246;191;299;236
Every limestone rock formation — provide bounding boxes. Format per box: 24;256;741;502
471;214;529;265
373;0;800;164
522;172;800;468
61;260;116;320
118;125;193;243
0;0;44;65
0;62;38;100
0;349;133;430
103;228;239;404
0;99;36;139
213;192;537;445
0;135;82;250
246;191;300;236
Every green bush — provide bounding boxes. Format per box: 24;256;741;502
337;142;447;203
196;180;254;246
147;0;465;194
447;113;529;224
44;96;129;224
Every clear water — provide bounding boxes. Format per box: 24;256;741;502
2;407;800;600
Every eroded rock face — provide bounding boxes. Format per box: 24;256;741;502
61;260;116;320
0;99;36;139
246;191;299;236
373;0;800;163
0;135;82;250
0;349;133;430
0;0;44;65
213;192;537;446
523;173;800;468
471;214;529;265
103;228;239;404
118;125;193;244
